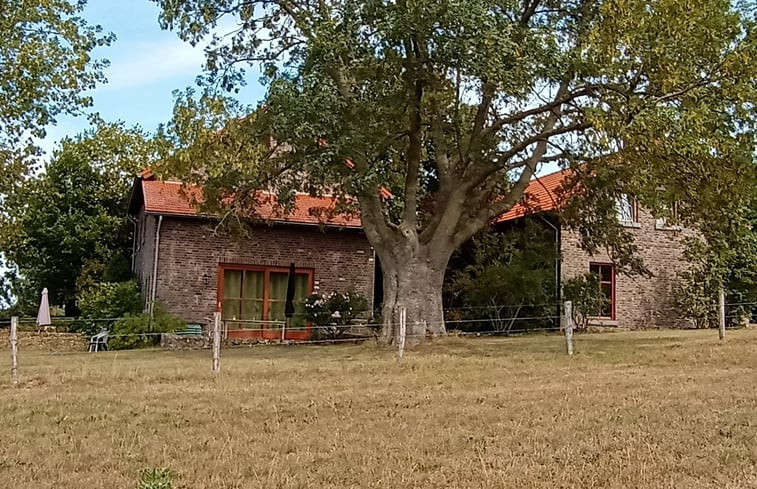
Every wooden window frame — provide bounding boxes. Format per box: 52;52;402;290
616;194;639;225
216;264;314;323
589;262;616;320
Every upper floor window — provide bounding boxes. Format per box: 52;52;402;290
655;201;681;230
615;194;639;225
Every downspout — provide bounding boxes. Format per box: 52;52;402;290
539;215;561;330
149;215;163;317
127;214;137;274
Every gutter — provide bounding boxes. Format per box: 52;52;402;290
126;214;137;274
149;215;163;317
141;209;364;231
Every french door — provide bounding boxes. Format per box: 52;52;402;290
218;265;313;340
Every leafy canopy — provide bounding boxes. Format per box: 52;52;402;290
1;122;169;313
156;0;757;271
0;0;113;192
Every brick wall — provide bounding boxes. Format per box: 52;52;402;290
560;208;691;328
135;213;375;326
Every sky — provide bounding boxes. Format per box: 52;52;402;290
40;0;266;155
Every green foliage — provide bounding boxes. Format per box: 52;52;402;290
0;0;113;193
79;281;142;320
109;308;186;351
447;221;557;333
304;290;370;339
563;274;608;330
74;280;142;336
137;468;174;489
156;0;757;246
1;122;168;313
673;266;718;329
156;0;757;332
674;235;757;329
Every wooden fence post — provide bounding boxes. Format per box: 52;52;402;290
719;289;726;341
10;316;18;385
564;301;574;356
397;307;406;361
212;312;221;373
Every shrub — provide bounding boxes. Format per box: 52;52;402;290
446;223;558;333
74;280;142;335
562;273;607;330
109;308;185;350
304;290;370;339
79;280;142;319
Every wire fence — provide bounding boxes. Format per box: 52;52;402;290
2;298;755;379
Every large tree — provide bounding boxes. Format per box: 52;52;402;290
155;0;757;343
1;122;168;315
0;0;113;193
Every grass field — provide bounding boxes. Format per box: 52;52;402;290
2;329;757;488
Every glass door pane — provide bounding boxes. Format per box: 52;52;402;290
291;274;310;329
224;270;243;298
242;271;265;327
268;273;288;324
222;270;244;327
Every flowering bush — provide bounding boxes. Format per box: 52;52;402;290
304;290;369;339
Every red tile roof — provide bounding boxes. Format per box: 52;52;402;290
497;169;571;222
139;179;362;228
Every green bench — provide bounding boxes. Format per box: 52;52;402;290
174;323;204;337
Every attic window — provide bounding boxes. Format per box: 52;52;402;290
655;201;681;230
615;194;639;225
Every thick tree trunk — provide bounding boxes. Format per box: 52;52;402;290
379;249;448;346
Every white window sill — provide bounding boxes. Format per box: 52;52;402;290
619;221;641;228
655;223;682;231
588;319;619;327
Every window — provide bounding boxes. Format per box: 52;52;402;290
615;194;638;224
219;265;313;330
655;201;680;230
589;263;615;319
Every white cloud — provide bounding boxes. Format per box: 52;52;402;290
102;40;206;91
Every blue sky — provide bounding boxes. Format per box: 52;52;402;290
41;0;266;155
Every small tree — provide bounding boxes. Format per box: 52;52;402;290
674;235;757;329
1;122;169;315
448;221;557;333
562;273;607;330
673;267;718;329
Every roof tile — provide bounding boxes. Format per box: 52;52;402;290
497;169;571;222
141;180;362;228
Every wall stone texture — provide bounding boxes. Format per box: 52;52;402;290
560;208;691;328
1;331;88;352
135;214;375;328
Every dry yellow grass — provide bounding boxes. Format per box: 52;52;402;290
2;328;757;488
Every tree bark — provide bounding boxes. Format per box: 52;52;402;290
378;245;449;346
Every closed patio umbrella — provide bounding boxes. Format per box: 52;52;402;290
285;263;296;319
283;263;297;341
36;288;51;327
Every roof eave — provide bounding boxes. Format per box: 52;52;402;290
141;209;363;230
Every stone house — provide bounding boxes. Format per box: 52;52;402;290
128;170;376;339
130;166;691;335
498;169;690;328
